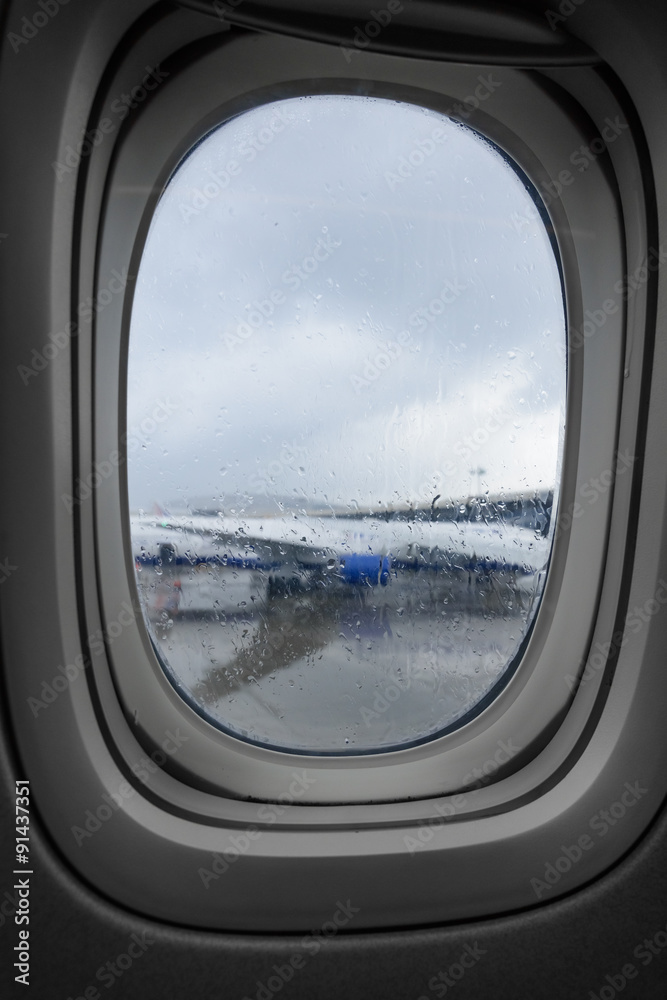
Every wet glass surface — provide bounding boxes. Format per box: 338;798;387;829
127;95;566;753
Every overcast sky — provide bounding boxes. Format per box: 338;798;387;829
127;94;566;514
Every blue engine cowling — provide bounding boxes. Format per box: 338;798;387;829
339;554;391;586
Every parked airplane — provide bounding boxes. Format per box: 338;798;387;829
131;495;549;614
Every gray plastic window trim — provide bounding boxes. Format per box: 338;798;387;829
4;7;662;932
95;35;609;808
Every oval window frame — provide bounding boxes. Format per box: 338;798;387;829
87;34;622;811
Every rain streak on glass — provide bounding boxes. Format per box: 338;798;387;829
127;95;566;754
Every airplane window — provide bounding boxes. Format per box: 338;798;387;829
127;94;565;755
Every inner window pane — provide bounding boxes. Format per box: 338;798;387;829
127;94;566;754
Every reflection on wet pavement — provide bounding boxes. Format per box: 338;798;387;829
147;568;530;752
